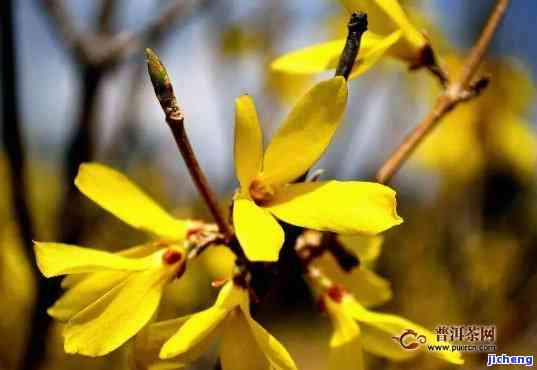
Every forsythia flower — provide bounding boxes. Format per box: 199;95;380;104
271;0;429;79
340;0;429;63
322;286;464;370
156;281;297;370
232;77;402;261
271;30;401;80
34;163;193;356
316;235;392;307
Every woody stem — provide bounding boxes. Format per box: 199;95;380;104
146;49;234;241
376;0;510;184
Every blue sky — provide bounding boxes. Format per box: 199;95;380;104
9;0;537;192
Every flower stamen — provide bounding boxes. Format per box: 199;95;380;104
162;248;183;265
249;178;275;205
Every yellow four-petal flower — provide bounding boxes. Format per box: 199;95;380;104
158;282;297;370
34;163;192;356
233;77;402;261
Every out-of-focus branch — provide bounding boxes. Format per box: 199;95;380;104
40;0;211;67
96;0;118;35
1;0;35;259
1;3;52;370
39;0;94;63
104;0;217;159
58;65;104;243
376;0;510;184
31;3;214;370
146;49;234;241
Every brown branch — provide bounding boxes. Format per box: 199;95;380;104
39;0;93;63
376;0;510;184
146;49;234;241
335;12;368;80
0;3;56;370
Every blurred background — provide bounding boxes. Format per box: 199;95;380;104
1;0;536;370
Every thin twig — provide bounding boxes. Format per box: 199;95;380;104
1;3;53;370
376;0;510;184
335;12;368;80
146;49;234;241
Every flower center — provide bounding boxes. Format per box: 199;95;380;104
326;284;347;303
249;178;275;205
162;248;183;265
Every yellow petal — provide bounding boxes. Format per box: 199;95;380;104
234;95;264;190
325;296;366;370
325;295;360;348
271;38;344;75
267;181;402;234
61;242;164;288
371;0;426;49
349;31;402;79
133;317;191;370
159;307;228;359
328;335;365;370
314;253;391;307
343;297;464;364
215;281;250;310
261;77;348;186
341;0;426;50
243;313;297;370
337;235;383;263
489;112;537;179
63;268;169;356
233;198;284;262
75;163;187;239
34;242;158;277
271;32;390;75
49;270;131;321
220;312;271;370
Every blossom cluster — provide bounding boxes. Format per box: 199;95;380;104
33;1;472;369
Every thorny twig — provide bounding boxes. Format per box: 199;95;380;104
376;0;510;184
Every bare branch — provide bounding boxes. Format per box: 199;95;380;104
104;0;214;65
39;0;92;63
376;0;510;184
146;49;234;241
96;0;118;35
335;12;368;80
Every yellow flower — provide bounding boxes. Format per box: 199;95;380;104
232;77;402;261
34;163;193;356
322;288;464;370
271;30;401;80
157;282;297;370
339;0;428;63
316;235;392;307
271;0;432;79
